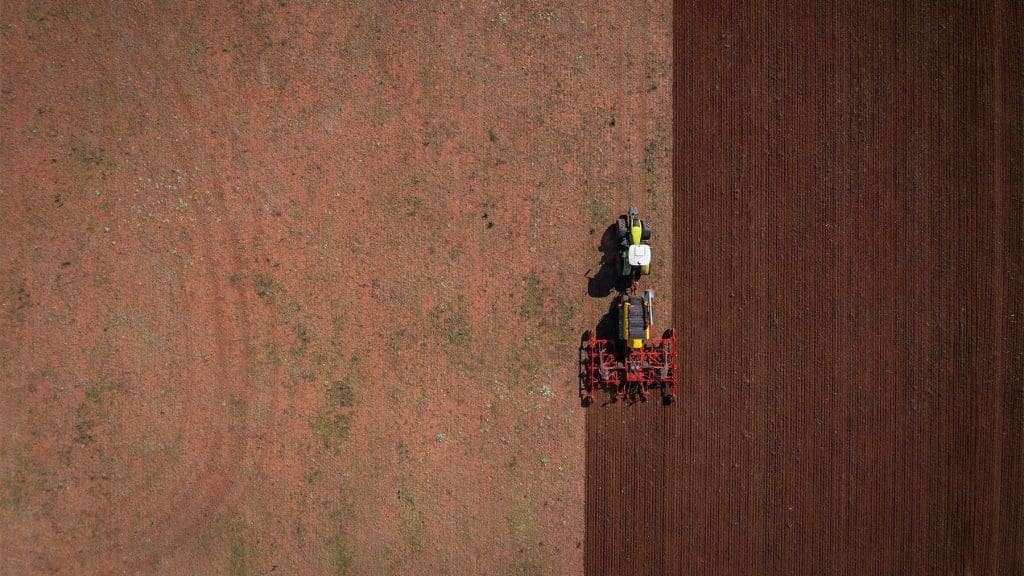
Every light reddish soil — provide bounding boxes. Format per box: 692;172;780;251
0;1;671;574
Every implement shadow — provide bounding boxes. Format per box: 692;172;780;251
578;301;622;407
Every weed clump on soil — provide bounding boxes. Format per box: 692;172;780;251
74;384;104;443
312;413;352;450
0;475;21;512
385;328;406;354
644;140;662;199
229;527;253;576
397;488;425;555
510;556;545;576
290;323;312;359
326;508;355;575
330;534;354;575
69;142;117;182
228;395;247;420
507;500;537;542
438;296;470;347
253;274;282;305
5;282;33;322
520;274;544;319
2;460;27;512
327;376;355;408
507;499;544;575
586;196;610;226
372;548;398;574
1;451;53;515
84;385;101;402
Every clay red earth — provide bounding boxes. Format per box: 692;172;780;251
0;1;671;575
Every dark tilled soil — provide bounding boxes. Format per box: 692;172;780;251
586;2;1023;575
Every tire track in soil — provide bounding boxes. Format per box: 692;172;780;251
48;4;269;569
99;5;262;568
587;2;1022;575
124;3;311;567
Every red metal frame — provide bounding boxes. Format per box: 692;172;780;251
583;328;677;403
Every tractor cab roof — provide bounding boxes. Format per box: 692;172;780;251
628;244;651;266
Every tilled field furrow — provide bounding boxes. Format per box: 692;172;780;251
588;2;1022;575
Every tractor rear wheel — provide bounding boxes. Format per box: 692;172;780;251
616;217;628;239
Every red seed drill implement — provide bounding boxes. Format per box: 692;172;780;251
581;208;678;405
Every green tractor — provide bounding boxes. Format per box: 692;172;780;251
617;207;652;284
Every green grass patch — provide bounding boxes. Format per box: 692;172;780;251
644;140;662;201
68;141;117;183
520;273;544;319
507;496;544;576
507;501;537;543
312;413;352;450
330;533;354;576
229;527;253;576
397;488;425;555
385;328;407;355
74;389;101;443
327;376;355;408
1;463;26;512
373;548;398;575
253;274;282;306
504;347;543;391
229;395;247;419
84;384;102;402
290;322;312;359
87;340;112;363
586;195;610;226
439;296;470;347
1;453;50;514
509;556;545;576
554;294;577;329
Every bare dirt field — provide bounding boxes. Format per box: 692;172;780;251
5;1;1021;575
586;1;1023;575
0;1;671;574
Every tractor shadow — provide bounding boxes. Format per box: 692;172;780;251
586;223;632;298
578;301;625;407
